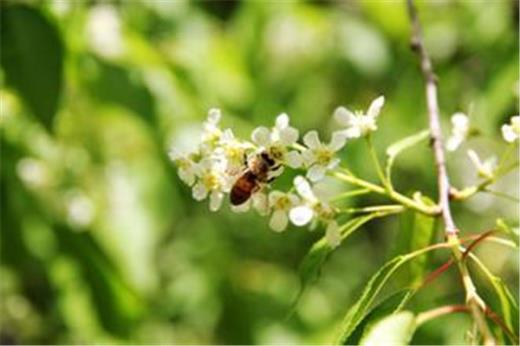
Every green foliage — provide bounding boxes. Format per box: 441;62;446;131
0;1;517;344
1;4;63;131
359;311;416;346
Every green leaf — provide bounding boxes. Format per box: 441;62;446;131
359;311;416;346
345;290;415;345
394;210;437;286
496;218;519;247
386;129;430;159
298;213;387;293
1;4;64;131
334;245;441;345
385;130;430;181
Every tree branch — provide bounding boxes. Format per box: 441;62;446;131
405;1;495;344
406;0;456;235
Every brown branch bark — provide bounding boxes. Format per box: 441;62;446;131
405;1;495;344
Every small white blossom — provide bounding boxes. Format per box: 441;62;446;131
446;112;470;151
467;150;496;180
16;158;50;188
231;191;269;216
268;191;300;232
302;131;346;182
251;113;302;168
86;4;124;59
289;176;335;225
168;149;197;186
65;190;94;229
192;158;229;211
334;96;385;139
215;129;252;176
501;115;519;143
200;108;223;151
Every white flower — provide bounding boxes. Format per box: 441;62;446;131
200;108;223;151
501;115;519;143
467;150;496;179
168;149;197;186
86;4;124;59
268;191;300;232
65;190;94;229
215;129;252;176
231;191;269;216
251;113;302;168
192;158;229;211
302;131;346;182
334;96;385;139
446;112;470;151
289;176;334;226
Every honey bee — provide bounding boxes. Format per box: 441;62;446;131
230;151;281;205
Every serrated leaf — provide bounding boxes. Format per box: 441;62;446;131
345;289;415;345
334;245;440;345
359;311;416;346
386;130;430;159
1;4;64;131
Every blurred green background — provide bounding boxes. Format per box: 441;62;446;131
1;0;518;344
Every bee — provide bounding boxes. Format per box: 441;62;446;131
230;151;281;205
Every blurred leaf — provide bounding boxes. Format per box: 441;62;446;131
81;56;156;126
359;311;416;346
0;4;63;131
55;225;143;337
345;289;414;345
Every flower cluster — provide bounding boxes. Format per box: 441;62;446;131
169;97;386;245
170;100;517;246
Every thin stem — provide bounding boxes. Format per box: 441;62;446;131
338;204;405;214
416;305;469;326
330;188;371;202
406;1;494;343
331;170;438;215
366;135;388;187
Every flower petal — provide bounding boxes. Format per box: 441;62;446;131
302;149;316;166
268;190;285;206
289;205;314;226
279;127;299;146
325;220;341;248
307;164;326;182
275;113;289;129
192;182;208;201
294;176;316;201
178;168;195;186
207;108;221;124
209;190;224;211
367;95;385;118
252;126;271;146
329;131;347;152
253;192;269;216
502;124;517;143
334;107;356;127
451;112;469;129
303;130;321;149
446;135;463;152
269;209;289;232
467;149;482;169
231;200;250;213
285;150;303;168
